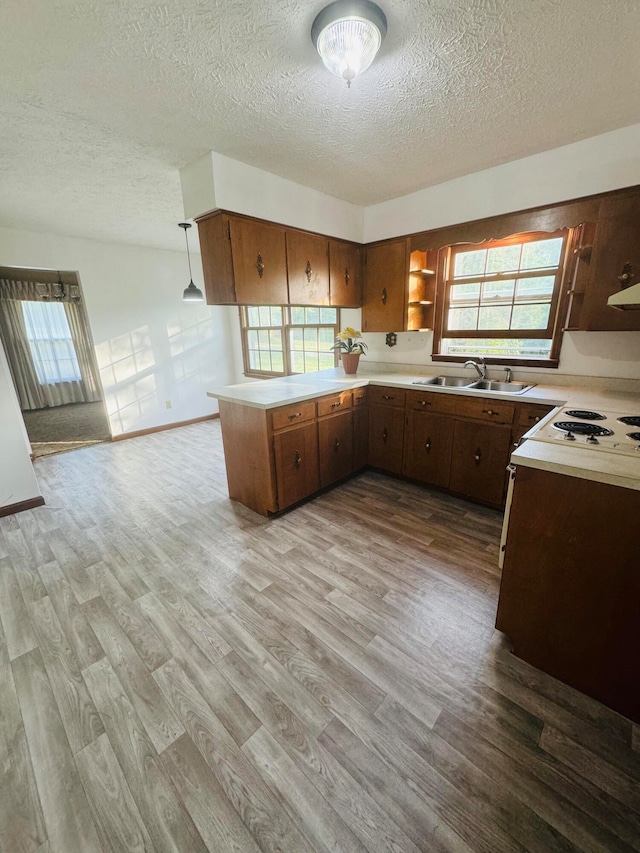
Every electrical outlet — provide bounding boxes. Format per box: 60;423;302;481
165;400;172;409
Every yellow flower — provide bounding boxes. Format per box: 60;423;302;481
338;327;361;340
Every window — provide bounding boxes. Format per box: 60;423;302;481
21;300;81;384
434;231;569;364
240;305;339;376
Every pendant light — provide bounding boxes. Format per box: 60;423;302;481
179;222;204;302
311;0;387;88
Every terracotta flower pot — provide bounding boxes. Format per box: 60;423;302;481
341;352;361;375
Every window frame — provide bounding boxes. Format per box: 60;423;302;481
240;305;340;378
432;229;574;368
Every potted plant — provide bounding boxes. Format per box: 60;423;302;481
331;327;367;375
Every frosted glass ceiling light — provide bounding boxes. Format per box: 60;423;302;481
312;0;387;87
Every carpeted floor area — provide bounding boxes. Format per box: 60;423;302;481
22;401;111;458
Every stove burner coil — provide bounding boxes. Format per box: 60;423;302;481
565;410;606;420
618;416;640;427
626;432;640;442
551;421;614;437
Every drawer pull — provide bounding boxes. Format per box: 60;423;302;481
382;394;394;401
288;412;303;420
474;448;482;464
528;415;541;422
419;400;431;407
382;428;388;444
381;287;388;305
256;253;265;279
425;438;431;453
334;436;341;450
305;260;312;282
482;409;498;416
330;401;342;409
345;267;350;285
294;451;302;469
355;394;364;401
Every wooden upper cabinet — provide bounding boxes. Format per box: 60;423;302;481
582;189;640;331
362;239;409;332
196;212;236;304
229;217;288;305
329;240;363;307
286;231;330;305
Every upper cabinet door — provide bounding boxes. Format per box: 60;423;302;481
583;189;640;331
329;240;363;307
286;231;330;305
230;218;288;305
196;212;236;304
362;239;409;332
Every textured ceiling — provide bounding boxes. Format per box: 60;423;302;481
1;0;640;252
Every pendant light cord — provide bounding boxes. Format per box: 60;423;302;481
183;228;194;283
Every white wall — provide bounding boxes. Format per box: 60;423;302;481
0;344;41;509
181;152;364;243
0;226;238;437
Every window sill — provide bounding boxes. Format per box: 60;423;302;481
431;354;559;369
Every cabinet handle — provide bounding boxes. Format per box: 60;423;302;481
474;447;482;464
305;260;312;283
617;262;635;287
345;267;350;285
527;415;541;422
288;412;302;420
334;436;341;450
381;287;388;305
482;409;498;416
330;401;341;409
355;394;364;401
425;438;432;453
294;451;302;469
382;428;388;444
419;400;431;407
382;394;394;401
256;253;265;278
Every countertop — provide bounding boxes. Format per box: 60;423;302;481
208;364;640;491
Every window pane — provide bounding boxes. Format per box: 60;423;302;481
520;238;563;270
450;283;480;302
258;306;271;326
511;303;551;330
291;306;305;324
448;306;478;330
320;308;337;324
247;306;260;326
21;301;81;384
291;350;305;372
319;353;335;370
481;280;515;301
269;306;283;326
258;329;270;351
304;307;320;325
290;327;303;351
442;338;552;358
478;305;512;329
319;327;335;347
271;351;284;372
249;350;260;370
515;276;555;299
486;244;521;274
303;328;318;348
454;249;486;278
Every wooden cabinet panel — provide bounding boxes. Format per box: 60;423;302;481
330;240;363;307
270;400;316;432
403;411;453;489
447;395;515;425
353;387;368;407
316;391;352;418
405;389;459;416
368;386;406;408
512;402;555;447
362;240;409;332
273;422;319;510
286;231;330;306
353;404;369;471
318;411;353;488
368;404;405;475
449;420;512;506
583;189;640;331
230;218;288;305
196;212;236;304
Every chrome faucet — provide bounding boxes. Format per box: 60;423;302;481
504;367;512;383
463;358;486;380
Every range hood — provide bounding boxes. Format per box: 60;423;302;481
608;282;640;310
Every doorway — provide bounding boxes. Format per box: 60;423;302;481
0;266;111;458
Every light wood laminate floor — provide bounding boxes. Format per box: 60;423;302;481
1;420;639;853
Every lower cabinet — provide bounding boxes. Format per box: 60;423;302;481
449;420;513;506
273;422;319;510
318;410;353;488
368;404;405;475
353;402;369;471
403;410;454;489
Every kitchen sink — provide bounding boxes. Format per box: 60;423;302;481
413;376;472;387
467;380;533;394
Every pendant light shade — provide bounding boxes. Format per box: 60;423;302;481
312;0;387;87
179;222;204;302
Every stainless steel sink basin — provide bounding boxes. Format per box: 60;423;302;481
413;376;473;387
467;380;533;394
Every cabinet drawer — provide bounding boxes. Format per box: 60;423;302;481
449;395;515;424
317;391;352;418
368;386;406;408
517;403;554;428
405;389;459;415
352;387;368;407
271;400;316;432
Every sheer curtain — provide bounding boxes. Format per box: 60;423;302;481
0;278;102;410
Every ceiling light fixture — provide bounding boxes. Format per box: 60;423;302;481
179;222;204;302
311;0;387;88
